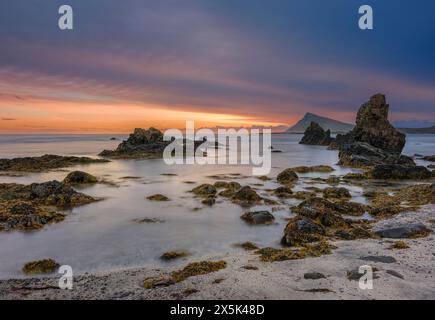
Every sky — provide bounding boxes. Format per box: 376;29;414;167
0;0;434;133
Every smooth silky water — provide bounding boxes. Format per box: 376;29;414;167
0;134;433;279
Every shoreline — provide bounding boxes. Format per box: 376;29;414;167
1;205;434;300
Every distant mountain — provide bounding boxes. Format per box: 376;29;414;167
393;120;435;128
286;113;354;133
398;126;435;134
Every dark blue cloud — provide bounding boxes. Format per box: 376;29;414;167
0;0;434;120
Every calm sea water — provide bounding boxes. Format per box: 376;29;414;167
0;134;434;279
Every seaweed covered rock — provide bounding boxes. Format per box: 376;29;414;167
273;186;293;198
0;181;96;231
99;127;169;159
0;200;65;231
240;211;275;225
370;164;433;180
323;187;351;199
191;184;217;196
171;260;227;283
285;197;372;245
277;169;299;184
63;171;98;185
281;216;325;246
0;155;108;172
256;241;335;262
22;259;60;275
0;181;96;207
232;186;262;206
299;122;334;146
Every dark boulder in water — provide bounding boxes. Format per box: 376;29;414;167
63;171;98;185
299;122;334;146
240;211;275;225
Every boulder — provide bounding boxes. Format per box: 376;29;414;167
240;211;275;225
299;122;334;146
281;216;325;246
191;184;217;196
63;171;98;185
423;155;435;162
277;169;299;184
375;223;432;239
323;187;351;199
232;186;262;205
370;164;433;180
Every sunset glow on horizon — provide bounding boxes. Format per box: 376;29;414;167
1;1;435;133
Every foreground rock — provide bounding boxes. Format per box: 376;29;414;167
336;94;412;168
0;181;97;231
0;155;108;172
299;122;334;146
63;171;98;185
100;128;169;159
240;211;275;225
375;223;432;239
22;259;60;275
277;169;299;184
283;197;372;246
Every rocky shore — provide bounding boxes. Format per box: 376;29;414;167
0;205;433;300
0;93;434;300
0;155;109;172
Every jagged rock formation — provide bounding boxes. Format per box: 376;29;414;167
336;94;413;167
299;122;334;146
100;128;169;159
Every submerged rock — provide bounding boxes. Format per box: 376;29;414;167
299;122;334;146
0;154;108;172
63;171;98;185
240;211;275;225
281;216;325;246
370;164;433;180
277;169;299;184
146;194;170;201
22;259;60;275
290;165;334;173
232;186;262;206
191;184;217;196
422;155;435;162
160;250;190;261
273;186;293;198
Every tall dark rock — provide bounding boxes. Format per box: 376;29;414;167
337;94;412;167
352;94;405;153
299;122;334;146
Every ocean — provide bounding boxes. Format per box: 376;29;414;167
0;133;434;279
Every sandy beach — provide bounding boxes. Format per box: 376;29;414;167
1;204;434;300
